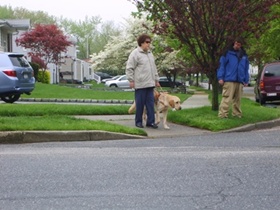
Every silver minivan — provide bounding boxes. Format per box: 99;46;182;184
0;52;35;103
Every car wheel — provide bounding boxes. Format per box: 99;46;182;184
255;97;259;103
259;93;266;105
110;84;117;88
1;94;21;103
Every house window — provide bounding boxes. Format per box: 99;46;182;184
0;33;4;52
7;33;12;52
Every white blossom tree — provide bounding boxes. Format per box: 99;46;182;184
91;17;187;76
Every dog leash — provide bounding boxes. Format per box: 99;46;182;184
156;85;165;92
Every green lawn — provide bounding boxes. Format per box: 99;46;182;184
2;82;280;133
21;82;135;100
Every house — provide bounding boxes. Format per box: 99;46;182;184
1;19;93;84
0;19;30;53
56;35;93;84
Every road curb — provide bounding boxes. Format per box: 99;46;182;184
0;131;145;144
19;98;134;104
221;118;280;133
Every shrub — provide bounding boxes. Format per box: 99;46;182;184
38;69;51;84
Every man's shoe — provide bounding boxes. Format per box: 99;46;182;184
146;123;158;129
136;123;144;128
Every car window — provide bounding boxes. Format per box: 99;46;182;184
264;65;280;77
9;55;30;67
96;72;104;76
120;75;127;80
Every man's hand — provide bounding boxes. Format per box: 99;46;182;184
218;79;224;86
155;81;161;87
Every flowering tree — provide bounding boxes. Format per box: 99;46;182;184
16;24;72;68
131;0;278;110
91;17;187;79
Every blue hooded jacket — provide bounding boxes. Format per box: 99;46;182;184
217;48;249;84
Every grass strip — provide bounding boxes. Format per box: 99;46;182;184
0;116;146;136
0;104;131;116
168;98;280;131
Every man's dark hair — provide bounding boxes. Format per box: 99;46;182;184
232;37;245;46
222;37;247;57
137;34;151;46
234;37;244;44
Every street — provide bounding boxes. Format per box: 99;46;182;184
1;128;280;210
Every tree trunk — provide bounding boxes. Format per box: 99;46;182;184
211;75;219;111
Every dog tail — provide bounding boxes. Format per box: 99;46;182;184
128;101;136;114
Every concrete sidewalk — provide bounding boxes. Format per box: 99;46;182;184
181;91;211;109
75;92;212;139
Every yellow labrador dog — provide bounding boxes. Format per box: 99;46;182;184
128;91;181;129
155;92;182;129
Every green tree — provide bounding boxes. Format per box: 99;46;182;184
0;5;56;24
247;4;280;72
132;0;278;110
60;17;122;59
0;5;14;18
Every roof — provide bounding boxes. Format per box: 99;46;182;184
5;19;30;30
0;19;12;29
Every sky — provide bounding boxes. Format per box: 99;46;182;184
0;0;138;24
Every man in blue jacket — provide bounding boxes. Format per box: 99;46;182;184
217;39;249;118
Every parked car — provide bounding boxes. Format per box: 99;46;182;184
159;76;183;87
95;72;113;81
101;75;121;83
105;75;130;88
0;52;35;103
254;61;280;105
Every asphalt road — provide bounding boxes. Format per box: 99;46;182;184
1;128;280;210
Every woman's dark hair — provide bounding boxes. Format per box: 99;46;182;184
137;34;151;46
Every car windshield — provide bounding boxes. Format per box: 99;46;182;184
264;65;280;77
112;75;120;80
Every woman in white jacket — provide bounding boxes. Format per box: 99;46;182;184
126;34;160;128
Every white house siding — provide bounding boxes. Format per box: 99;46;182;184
249;64;258;75
0;28;9;52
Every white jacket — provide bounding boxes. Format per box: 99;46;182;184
126;46;159;89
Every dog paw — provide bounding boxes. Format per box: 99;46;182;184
164;126;170;130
